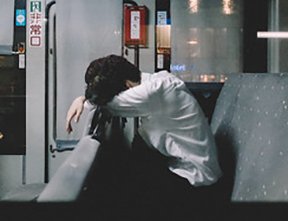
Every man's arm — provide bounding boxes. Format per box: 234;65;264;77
107;81;161;117
65;96;86;133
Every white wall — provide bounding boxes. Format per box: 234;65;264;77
0;0;14;47
25;0;46;184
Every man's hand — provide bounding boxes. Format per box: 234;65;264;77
65;96;86;133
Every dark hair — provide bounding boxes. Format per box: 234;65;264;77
85;54;141;105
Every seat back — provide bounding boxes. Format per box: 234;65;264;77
36;107;107;202
211;73;288;201
36;136;100;202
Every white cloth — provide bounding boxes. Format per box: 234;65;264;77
107;71;223;186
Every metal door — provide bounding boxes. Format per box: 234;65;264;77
46;0;123;179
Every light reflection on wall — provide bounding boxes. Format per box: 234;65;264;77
188;0;199;14
222;0;234;15
187;40;198;45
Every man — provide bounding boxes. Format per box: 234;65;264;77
66;54;223;217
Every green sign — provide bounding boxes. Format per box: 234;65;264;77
31;1;41;12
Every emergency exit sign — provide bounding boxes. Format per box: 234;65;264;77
28;0;42;47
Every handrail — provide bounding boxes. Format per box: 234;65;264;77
44;0;56;183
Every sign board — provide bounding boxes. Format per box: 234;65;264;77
124;5;148;47
16;9;26;26
29;0;42;47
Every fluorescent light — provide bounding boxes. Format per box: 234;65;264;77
257;32;288;38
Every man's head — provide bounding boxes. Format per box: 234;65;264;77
85;54;141;105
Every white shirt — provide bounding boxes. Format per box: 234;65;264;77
106;71;223;186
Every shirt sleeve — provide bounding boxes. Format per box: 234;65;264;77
106;80;162;118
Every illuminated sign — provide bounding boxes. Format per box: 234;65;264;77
15;9;26;26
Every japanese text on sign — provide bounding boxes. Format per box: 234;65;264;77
29;1;42;47
130;11;140;39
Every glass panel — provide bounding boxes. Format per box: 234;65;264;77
0;0;15;54
278;1;288;72
0;59;26;154
268;0;288;72
170;0;243;82
0;0;26;155
155;0;171;72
